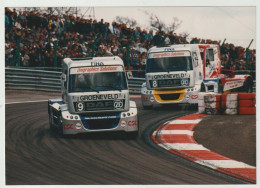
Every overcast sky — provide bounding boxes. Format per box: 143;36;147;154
91;7;256;48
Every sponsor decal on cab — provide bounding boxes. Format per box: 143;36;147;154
64;124;74;129
151;73;190;80
128;120;137;126
191;95;198;99
224;80;244;91
70;66;123;74
79;93;126;101
149;51;190;58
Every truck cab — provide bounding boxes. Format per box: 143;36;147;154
48;56;138;138
141;44;252;109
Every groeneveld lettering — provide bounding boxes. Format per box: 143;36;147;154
152;73;190;80
79;93;125;101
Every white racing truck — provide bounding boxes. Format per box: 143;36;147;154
141;44;253;109
48;56;138;138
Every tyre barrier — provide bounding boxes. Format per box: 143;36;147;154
198;92;256;115
221;93;238;115
237;93;256;115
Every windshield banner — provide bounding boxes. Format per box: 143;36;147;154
70;66;123;74
149;51;190;58
150;73;190;80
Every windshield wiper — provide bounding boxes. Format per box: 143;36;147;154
99;85;122;92
85;86;99;93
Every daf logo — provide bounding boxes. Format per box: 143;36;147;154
86;101;113;109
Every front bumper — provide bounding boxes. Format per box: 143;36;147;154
141;87;199;106
60;107;138;135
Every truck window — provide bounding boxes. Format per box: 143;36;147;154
207;49;214;61
146;56;193;73
69;71;128;93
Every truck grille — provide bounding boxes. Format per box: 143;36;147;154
159;94;181;100
82;118;120;130
80;112;121;130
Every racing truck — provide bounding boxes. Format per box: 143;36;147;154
141;44;253;109
48;56;138;138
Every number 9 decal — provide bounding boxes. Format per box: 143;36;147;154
77;102;84;111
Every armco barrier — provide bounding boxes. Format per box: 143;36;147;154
5;68;145;94
5;68;255;94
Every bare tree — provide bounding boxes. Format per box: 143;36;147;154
145;11;182;33
180;31;190;39
115;16;138;28
166;17;182;33
149;13;166;31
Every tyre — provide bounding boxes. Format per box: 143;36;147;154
142;105;153;110
126;131;138;139
243;78;253;93
126;116;139;139
49;108;55;131
218;81;223;94
57;114;66;138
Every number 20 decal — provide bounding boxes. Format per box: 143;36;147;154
181;79;189;86
114;100;123;109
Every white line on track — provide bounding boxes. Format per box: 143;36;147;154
153;130;194;136
158;143;209;151
168;119;202;124
195;160;256;169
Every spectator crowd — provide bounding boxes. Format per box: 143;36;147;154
5;8;256;71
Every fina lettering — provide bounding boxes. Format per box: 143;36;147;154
91;62;104;66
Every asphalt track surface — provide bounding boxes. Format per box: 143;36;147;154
5;91;248;185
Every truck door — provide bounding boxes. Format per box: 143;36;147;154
205;47;221;78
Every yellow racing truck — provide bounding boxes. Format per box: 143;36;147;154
141;44;253;109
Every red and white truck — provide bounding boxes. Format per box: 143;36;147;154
141;44;253;109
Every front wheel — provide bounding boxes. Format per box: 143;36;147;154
49;108;55;131
143;105;153;110
126;131;138;139
243;78;253;93
218;81;223;94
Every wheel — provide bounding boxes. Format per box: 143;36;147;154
142;105;153;110
126;131;138;139
49;108;55;131
243;78;253;93
126;116;139;139
218;81;223;94
57;114;66;138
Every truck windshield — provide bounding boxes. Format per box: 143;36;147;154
69;72;128;93
146;56;193;73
